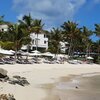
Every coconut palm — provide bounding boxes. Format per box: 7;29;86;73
95;24;100;37
18;14;34;52
8;24;31;62
61;21;81;59
48;28;63;55
18;14;33;32
32;19;44;51
0;15;4;24
81;26;93;57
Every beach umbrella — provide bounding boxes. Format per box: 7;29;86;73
57;54;65;58
32;52;42;56
31;50;40;53
87;56;94;60
9;50;15;53
21;52;29;56
21;52;41;56
42;52;54;57
0;49;14;55
21;45;27;50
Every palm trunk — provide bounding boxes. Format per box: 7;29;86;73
72;46;74;59
14;49;17;63
26;44;29;60
86;44;89;61
88;45;91;57
36;33;38;51
68;38;73;60
57;44;60;57
36;33;38;62
14;42;17;63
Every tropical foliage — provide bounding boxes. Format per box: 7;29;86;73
0;15;100;63
48;28;62;54
61;21;81;58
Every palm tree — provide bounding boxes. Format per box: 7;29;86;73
81;26;93;57
18;14;34;52
0;15;4;24
32;19;44;51
95;24;100;37
8;24;31;62
61;21;81;59
91;40;100;64
19;14;44;52
48;28;63;56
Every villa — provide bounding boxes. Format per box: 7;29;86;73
30;32;48;51
0;24;8;32
21;32;48;52
60;41;69;53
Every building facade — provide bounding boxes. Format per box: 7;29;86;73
0;24;8;32
30;32;48;51
60;41;69;53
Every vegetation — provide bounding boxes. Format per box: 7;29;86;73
0;15;100;64
48;28;62;55
61;21;81;58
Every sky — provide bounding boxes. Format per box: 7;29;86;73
0;0;100;41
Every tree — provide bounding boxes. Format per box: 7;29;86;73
18;14;34;52
19;14;44;51
48;28;62;55
32;19;44;51
8;24;31;61
61;21;81;59
81;26;93;57
0;15;4;24
95;24;100;37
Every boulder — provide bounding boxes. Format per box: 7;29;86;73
0;68;8;78
0;94;16;100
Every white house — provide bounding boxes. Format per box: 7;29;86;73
30;32;48;51
0;24;8;32
60;41;69;53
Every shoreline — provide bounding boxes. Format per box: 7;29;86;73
0;63;100;100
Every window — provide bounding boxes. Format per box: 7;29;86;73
44;34;46;38
44;41;46;44
2;29;4;32
32;40;34;44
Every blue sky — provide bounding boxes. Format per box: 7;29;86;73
0;0;100;41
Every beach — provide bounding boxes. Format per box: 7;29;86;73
0;63;100;100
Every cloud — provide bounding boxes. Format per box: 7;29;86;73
12;0;86;29
94;0;100;3
17;14;23;20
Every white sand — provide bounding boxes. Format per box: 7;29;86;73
0;63;100;100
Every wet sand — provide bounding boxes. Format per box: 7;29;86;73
41;73;100;100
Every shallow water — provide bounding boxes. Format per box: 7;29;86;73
55;74;100;100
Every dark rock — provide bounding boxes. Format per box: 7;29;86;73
4;76;9;82
20;79;30;85
8;79;19;85
0;68;8;78
17;81;24;86
8;76;30;86
21;77;26;80
0;94;16;100
75;86;78;89
13;75;21;79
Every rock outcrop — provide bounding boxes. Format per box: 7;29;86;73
0;94;16;100
0;68;8;78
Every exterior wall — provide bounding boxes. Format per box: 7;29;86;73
0;24;8;32
30;33;48;50
60;41;69;53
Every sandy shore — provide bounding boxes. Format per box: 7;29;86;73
0;63;100;100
